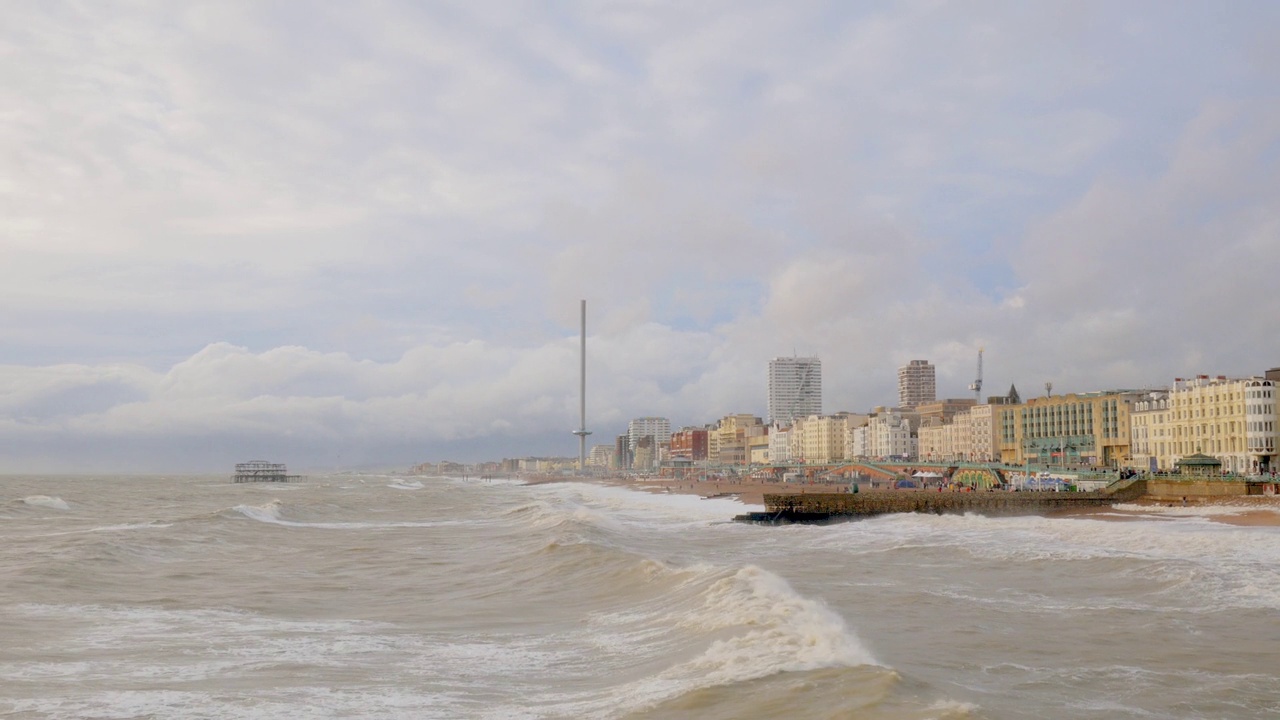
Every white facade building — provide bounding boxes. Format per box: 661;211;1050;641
768;357;822;425
866;410;917;459
768;425;792;464
849;424;869;459
587;444;615;468
627;417;671;454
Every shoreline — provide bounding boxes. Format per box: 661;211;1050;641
522;474;858;507
521;474;1280;526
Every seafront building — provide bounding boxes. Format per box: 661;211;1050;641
587;444;615;468
966;401;1004;462
598;364;1279;475
768;357;822;425
1129;391;1171;472
669;427;709;462
897;360;936;409
710;414;765;465
916;398;1009;463
790;414;843;464
768;425;792;463
850;408;917;460
633;435;657;471
1144;375;1278;474
998;390;1145;468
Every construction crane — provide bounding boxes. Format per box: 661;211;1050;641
968;347;984;403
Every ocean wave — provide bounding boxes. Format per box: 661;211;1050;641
229;499;459;530
479;561;886;719
29;522;174;538
503;499;625;536
675;565;879;675
22;495;71;510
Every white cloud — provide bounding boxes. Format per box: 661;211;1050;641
1;1;1278;470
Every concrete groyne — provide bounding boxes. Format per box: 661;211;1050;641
736;480;1149;525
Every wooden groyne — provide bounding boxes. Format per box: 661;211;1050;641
736;480;1148;525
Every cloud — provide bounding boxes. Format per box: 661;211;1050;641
1;2;1278;470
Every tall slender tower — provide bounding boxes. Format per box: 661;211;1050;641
572;300;591;472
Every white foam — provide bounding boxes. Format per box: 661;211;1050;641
7;603;552;719
924;699;981;718
1113;502;1279;518
231;499;457;530
532;481;763;525
388;479;423;490
816;512;1280;610
32;522;173;538
22;495;71;510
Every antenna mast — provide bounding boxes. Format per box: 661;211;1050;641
968;347;984;402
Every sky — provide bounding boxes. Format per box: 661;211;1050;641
3;1;1279;472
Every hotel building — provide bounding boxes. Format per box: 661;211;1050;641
1155;375;1277;474
998;390;1144;468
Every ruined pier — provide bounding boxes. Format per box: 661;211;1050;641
233;461;301;483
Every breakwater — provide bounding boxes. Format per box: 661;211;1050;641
737;480;1148;524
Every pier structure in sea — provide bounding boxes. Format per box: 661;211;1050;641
233;461;301;483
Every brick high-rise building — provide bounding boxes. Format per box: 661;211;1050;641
898;359;936;409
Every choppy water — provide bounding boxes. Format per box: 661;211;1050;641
3;475;1279;719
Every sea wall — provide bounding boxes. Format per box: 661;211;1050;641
1144;479;1251;498
760;490;1118;519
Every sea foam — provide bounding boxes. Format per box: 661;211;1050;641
231;499;456;530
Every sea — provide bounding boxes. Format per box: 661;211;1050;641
3;474;1279;720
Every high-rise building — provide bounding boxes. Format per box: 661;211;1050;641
898;359;936;409
627;417;671;454
768;357;822;425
